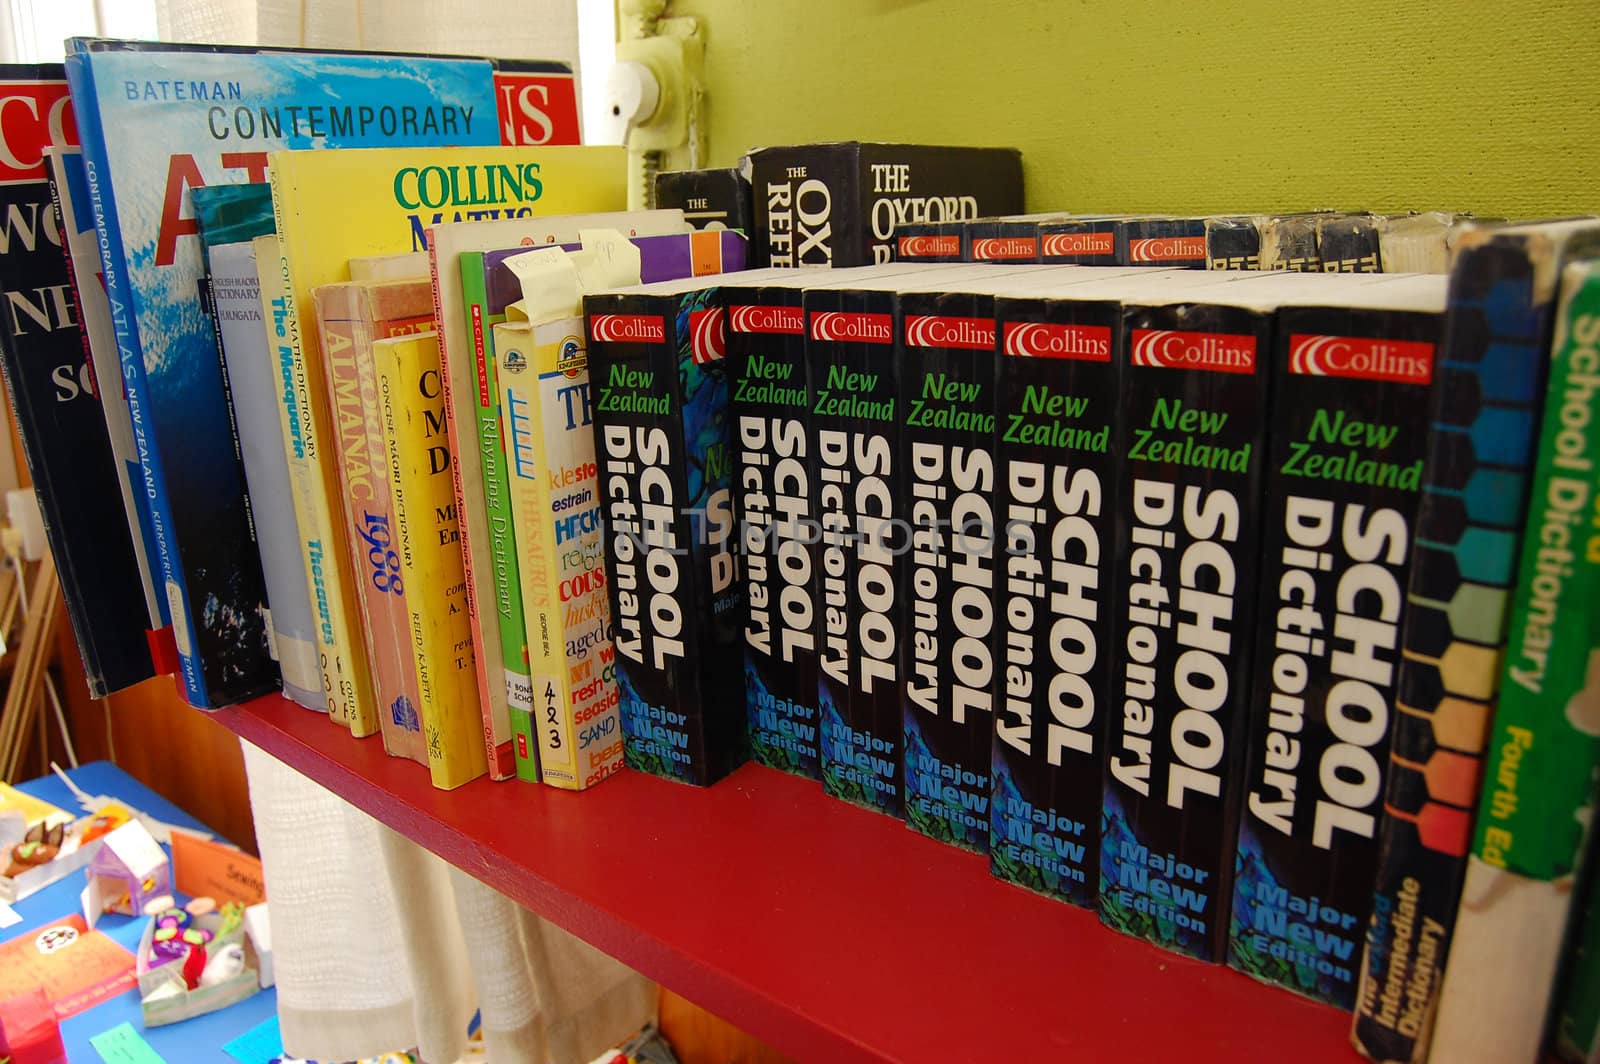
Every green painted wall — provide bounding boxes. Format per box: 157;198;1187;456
671;0;1597;217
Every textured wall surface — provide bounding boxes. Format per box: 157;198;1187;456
673;0;1597;217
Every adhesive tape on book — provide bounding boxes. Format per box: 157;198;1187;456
166;581;192;657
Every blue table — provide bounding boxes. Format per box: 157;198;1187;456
8;760;277;1062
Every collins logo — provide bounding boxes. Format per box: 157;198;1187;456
809;311;893;343
728;304;804;335
1129;236;1206;263
1289;334;1434;385
1002;322;1112;361
588;314;664;343
1130;329;1256;374
970;236;1037;261
898;234;960;258
689;307;726;364
904;314;994;350
1041;231;1114;258
0;80;76;184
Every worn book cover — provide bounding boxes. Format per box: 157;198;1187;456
315;279;434;761
267;144;623;735
1375;213;1456;275
655;168;752;235
64;39;577;707
431;209;674;780
1353;219;1600;1064
1260;214;1325;272
203;236;323;712
1205;216;1263;271
1318;214;1383;273
192;183;323;713
492;310;624;790
0;66;155;698
748;142;1021;267
1429;257;1600;1063
49;144;174;680
374;331;485;789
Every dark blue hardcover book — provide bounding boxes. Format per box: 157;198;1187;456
990;286;1125;906
722;272;822;778
897;282;1012;850
1229;276;1445;1007
587;278;748;785
1118;218;1208;268
0;64;154;697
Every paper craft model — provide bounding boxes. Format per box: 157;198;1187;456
0;818;101;904
136;902;262;1026
84;820;171;918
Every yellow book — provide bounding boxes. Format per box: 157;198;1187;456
254;234;360;733
266;145;625;753
494;316;623;789
490;239;638;789
374;331;486;789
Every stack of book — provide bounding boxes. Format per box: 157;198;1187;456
576;227;1598;1064
891;210;1465;272
0;41;1596;1064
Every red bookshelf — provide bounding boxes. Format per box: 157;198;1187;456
218;694;1358;1063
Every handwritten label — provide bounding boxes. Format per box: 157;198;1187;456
170;832;265;906
91;1022;167;1064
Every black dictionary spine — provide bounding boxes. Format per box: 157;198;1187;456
991;290;1122;907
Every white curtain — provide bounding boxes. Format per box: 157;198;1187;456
242;740;656;1064
152;0;579;65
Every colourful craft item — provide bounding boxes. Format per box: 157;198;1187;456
85;821;170;918
217;902;244;936
4;823;64;877
198;943;246;987
180;942;207;990
149;933;184;967
79;805;132;844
